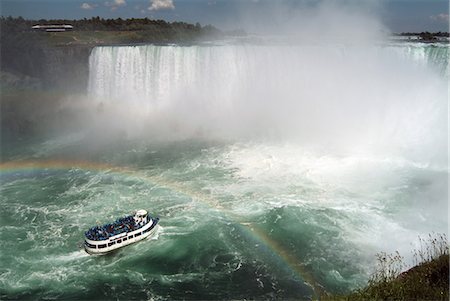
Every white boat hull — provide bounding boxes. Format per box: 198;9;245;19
84;219;159;255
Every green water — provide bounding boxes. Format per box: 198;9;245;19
1;138;447;300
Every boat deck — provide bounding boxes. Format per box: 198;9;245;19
85;215;147;241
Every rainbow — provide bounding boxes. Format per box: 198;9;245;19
0;159;326;297
0;160;126;175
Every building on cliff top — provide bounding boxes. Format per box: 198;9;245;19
31;24;73;32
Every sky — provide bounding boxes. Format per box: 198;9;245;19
1;0;449;33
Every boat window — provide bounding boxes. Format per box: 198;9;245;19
128;235;133;239
108;242;115;247
123;237;128;241
143;227;151;233
135;232;142;237
85;241;96;248
98;244;106;248
117;240;122;244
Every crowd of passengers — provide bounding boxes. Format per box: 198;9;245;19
85;215;146;241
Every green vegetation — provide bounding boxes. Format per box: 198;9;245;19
323;233;449;301
0;15;222;35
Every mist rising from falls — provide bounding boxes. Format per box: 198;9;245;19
87;43;448;166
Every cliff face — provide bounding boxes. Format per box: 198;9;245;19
1;45;93;145
1;42;92;93
40;46;92;92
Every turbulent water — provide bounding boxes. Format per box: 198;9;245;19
1;41;448;300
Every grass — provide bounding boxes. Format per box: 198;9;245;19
43;30;209;46
323;233;449;301
48;31;146;45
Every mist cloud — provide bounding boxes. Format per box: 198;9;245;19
231;0;387;40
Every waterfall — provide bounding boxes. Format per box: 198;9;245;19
88;43;448;104
87;43;448;164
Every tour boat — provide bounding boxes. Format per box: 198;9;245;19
84;210;159;255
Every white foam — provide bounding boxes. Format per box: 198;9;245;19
51;250;89;262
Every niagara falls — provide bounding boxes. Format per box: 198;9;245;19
0;0;448;300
